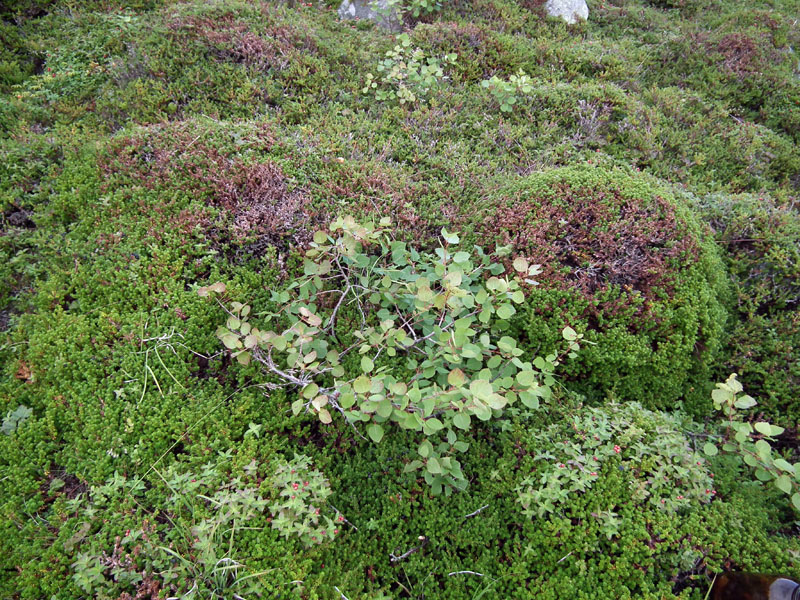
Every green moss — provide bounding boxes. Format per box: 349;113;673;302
1;0;798;596
483;166;729;410
694;192;800;424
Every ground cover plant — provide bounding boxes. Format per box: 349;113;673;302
0;0;799;598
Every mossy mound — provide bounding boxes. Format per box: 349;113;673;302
642;5;800;143
695;192;800;424
481;166;729;410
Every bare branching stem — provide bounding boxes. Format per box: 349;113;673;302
463;504;489;519
390;537;428;563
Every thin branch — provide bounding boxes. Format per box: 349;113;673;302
334;586;350;600
326;284;351;339
463;504;489;519
327;504;358;531
448;571;484;577
390;536;428;563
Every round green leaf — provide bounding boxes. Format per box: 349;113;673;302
427;457;442;474
703;442;718;456
470;379;493;400
425;418;444;432
367;423;384;443
516;370;537;388
776;474;792;494
340;393;356;409
361;356;375;373
754;422;773;436
518;391;539;409
418;441;433;457
448;369;467;387
496;304;515;320
353;376;371;395
272;335;287;351
453;412;471;430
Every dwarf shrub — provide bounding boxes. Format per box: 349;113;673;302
483;166;729;411
203;216;578;494
481;69;533;113
363;34;457;106
516;401;715;521
69;460;275;599
703;374;800;513
269;454;343;546
695;192;800;422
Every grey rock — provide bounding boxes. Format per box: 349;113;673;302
338;0;403;32
770;579;800;600
544;0;588;24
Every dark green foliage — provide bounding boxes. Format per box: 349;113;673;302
0;0;798;597
637;4;800;142
695;193;800;424
483;166;729;410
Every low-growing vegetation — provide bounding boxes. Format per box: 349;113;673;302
0;0;798;598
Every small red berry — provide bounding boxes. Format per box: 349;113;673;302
334;529;339;534
292;483;299;490
338;515;344;522
613;445;621;453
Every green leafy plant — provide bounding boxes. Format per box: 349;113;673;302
269;454;342;547
1;404;31;435
202;216;578;494
703;374;800;510
399;0;443;18
516;402;715;522
363;34;457;106
481;69;533;113
377;0;443;19
70;460;273;598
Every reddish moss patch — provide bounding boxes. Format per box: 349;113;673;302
98;123;272;194
320;161;468;247
485;184;699;307
166;13;316;70
411;22;517;81
212;160;311;244
716;33;762;76
98;122;311;249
